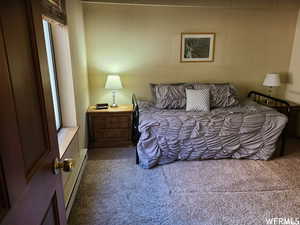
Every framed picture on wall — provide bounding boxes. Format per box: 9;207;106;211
181;33;215;62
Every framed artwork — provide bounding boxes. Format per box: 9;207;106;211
181;33;215;62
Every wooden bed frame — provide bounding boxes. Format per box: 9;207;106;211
133;91;290;165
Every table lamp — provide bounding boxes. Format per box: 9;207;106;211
105;74;123;107
263;73;281;97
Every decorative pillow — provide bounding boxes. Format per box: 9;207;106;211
192;83;239;108
150;83;192;109
186;88;210;112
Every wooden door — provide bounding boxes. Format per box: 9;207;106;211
0;0;67;225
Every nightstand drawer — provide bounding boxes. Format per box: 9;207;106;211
95;129;129;140
93;116;131;129
105;116;130;128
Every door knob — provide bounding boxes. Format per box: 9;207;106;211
53;158;74;175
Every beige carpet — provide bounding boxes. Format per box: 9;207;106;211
69;138;300;225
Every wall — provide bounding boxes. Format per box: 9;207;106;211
83;2;298;105
82;0;300;8
52;25;77;127
285;9;300;136
286;9;300;104
66;0;90;148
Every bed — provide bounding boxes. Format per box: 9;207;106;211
133;83;288;169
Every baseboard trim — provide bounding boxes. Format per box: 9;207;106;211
66;149;88;219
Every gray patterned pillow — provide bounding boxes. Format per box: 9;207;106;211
186;88;210;112
192;83;239;108
150;83;192;109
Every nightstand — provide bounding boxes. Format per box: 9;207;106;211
87;104;133;148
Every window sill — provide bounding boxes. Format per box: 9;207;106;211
57;127;79;159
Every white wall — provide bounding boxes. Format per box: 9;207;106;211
286;9;300;104
66;0;90;148
285;9;300;136
83;3;298;105
52;25;77;127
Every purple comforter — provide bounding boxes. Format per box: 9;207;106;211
137;100;288;168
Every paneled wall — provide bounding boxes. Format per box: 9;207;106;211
83;2;298;105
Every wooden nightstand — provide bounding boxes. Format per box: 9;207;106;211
87;104;133;148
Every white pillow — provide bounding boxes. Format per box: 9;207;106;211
186;88;210;112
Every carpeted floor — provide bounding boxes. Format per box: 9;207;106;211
69;138;300;225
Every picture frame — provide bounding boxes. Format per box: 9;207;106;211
180;33;215;62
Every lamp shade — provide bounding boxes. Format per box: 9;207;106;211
105;74;123;89
263;73;281;87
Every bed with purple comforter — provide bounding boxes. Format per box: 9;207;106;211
137;98;287;169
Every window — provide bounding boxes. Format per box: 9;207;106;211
42;19;62;130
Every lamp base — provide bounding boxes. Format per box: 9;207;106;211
110;103;118;108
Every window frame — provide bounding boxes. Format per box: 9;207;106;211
43;20;63;131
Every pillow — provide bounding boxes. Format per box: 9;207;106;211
137;100;154;111
186;88;210;112
192;83;239;108
150;83;192;109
